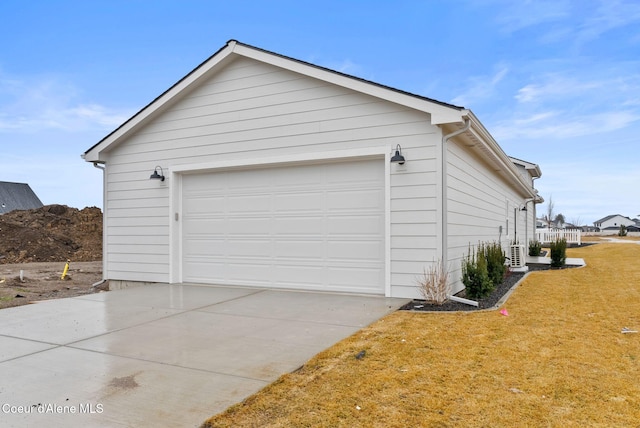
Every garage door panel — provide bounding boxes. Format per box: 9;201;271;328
327;215;383;235
272;165;324;187
183;260;225;282
227;194;271;214
183;218;227;234
226;217;272;235
226;262;273;283
227;240;272;257
274;192;324;212
327;240;383;261
185;218;273;236
275;265;326;287
327;189;384;211
227;170;274;190
275;240;325;259
184;196;226;214
327;267;382;292
184;239;226;257
273;216;323;235
182;158;385;294
327;161;379;182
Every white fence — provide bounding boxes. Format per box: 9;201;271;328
536;229;582;245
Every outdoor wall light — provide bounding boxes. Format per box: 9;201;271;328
390;144;405;165
150;166;165;181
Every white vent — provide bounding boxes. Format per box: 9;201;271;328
510;244;526;268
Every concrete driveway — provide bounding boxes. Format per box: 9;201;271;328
0;284;407;427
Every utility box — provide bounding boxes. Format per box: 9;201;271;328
510;244;526;269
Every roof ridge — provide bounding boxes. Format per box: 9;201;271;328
231;40;464;111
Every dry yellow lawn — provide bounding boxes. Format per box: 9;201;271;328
583;235;640;242
202;243;640;427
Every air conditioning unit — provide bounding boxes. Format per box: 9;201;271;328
510;244;526;268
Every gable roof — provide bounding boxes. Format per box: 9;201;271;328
0;181;43;214
509;156;542;178
83;40;468;161
594;214;632;224
82;40;539;199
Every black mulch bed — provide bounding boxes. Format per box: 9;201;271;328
401;243;594;312
400;265;552;312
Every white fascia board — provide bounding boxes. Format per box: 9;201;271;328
510;156;542;178
232;43;466;125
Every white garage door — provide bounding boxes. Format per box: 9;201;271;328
181;159;385;294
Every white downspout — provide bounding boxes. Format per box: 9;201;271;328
441;119;470;268
522;197;535;246
92;162;108;287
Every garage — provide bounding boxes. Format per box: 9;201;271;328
181;158;386;294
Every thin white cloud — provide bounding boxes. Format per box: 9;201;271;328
491;0;571;32
451;63;509;107
0;73;130;133
514;73;628;104
493;109;640;140
488;0;640;48
576;0;640;44
485;61;640;142
515;77;591;103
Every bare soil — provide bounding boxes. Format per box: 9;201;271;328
0;205;106;309
0;261;107;309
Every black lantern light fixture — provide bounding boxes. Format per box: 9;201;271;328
150;166;165;181
390;144;405;165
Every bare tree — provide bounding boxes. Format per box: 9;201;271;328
544;196;555;229
570;216;583;228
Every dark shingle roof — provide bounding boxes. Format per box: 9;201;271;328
0;182;43;214
594;214;630;224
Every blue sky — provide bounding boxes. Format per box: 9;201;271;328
1;0;638;224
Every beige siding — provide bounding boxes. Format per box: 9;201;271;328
103;56;440;293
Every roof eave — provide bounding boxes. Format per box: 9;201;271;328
509;156;542;178
460;111;540;198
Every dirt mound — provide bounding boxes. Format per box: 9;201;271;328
0;205;102;263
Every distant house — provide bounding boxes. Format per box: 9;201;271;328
536;217;566;229
83;39;542;298
594;214;635;231
0;181;43;214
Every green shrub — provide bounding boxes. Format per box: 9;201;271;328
485;241;506;288
528;240;542;257
461;243;493;299
549;238;567;268
619;225;628;236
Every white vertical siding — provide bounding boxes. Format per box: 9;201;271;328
103;56;441;292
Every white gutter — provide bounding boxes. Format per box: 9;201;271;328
440;118;471;268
